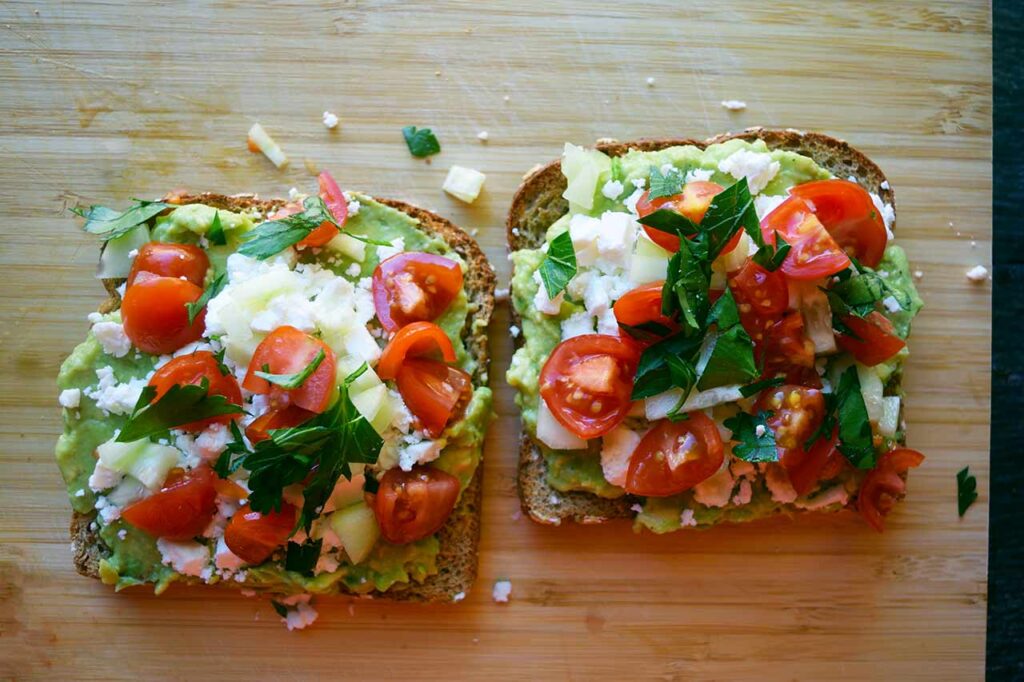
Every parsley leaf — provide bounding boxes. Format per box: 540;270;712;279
647;165;684;200
723;410;779;462
637;209;699;238
116;380;244;443
618;320;673;343
538;231;577;299
184;273;226;325
70;200;170;241
834;365;876;468
402;125;441;157
284;539;323;576
697;177;759;262
206;210;227;246
695;325;759;390
254;349;326;390
661;236;710;333
739;376;785;398
213;420;252;478
957;466;978;517
271;600;289;619
238;196;338;260
631;333;703;400
663;354;698;420
752;232;791;271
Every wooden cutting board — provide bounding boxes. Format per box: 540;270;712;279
0;1;991;679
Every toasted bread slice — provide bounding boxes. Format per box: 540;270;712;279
508;127;902;526
73;191;495;602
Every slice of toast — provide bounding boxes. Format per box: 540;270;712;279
508;127;901;526
72;191;495;602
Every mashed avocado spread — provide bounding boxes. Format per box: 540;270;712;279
57;193;491;593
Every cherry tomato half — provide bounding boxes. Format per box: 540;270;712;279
223;502;297;565
761;197;851;280
298;171;348;248
612;281;677;341
376;321;457;381
782;426;844;497
728;259;789;319
858;448;925;532
127;242;210;288
835;311;906;366
245;404;315;444
372;253;464;332
790;179;888;268
121;466;218;540
756;384;826;461
539;334;639;439
147;351;242;431
242;326;338;414
373;466;460;545
760;312;816;380
635;181;743;255
396;359;473;438
122;276;206;355
624;412;725;497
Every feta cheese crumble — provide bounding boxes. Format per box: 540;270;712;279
492;580;512;603
91;319;132;358
966;265;989;282
322;111;339;129
58;388;81;409
156;538;211;577
477;130;489;142
718;150;780;195
83;366;148;416
601;179;624;200
680;509;698;527
720;99;747;111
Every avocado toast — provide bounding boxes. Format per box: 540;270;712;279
58;175;494;603
507;128;925;533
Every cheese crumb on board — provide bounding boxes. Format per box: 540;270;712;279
322;111;339;129
965;265;989;282
720;99;747;111
492;580;512;603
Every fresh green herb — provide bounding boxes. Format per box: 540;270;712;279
957;466;978;517
834;365;876;468
631;333;703;400
117;380;244;443
238;196;338;260
206;210;227;246
706;287;741;330
752;232;791;271
663;354;698;420
271;600;289;618
618;320;673;343
212;347;231;375
637;209;699;238
661;236;710;333
695;326;759;390
723;410;779;462
402;125;441;157
347;232;393;247
254;349;326;390
234;364;383;531
538;231;577;299
213;420;252;479
284;539;323;576
697;178;760;261
739;376;785;398
184;273;226;325
70;200;170;241
647;165;684;200
362;472;380;495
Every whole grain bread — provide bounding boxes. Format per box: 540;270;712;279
508;127;901;526
73;191;495;602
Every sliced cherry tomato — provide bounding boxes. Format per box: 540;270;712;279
858;448;925;532
635;181;742;254
791;179;888;268
213;477;249;501
122;276;206;355
782;426;840;497
372;253;464;332
148;351;242;431
761;196;851;280
242;326;338;414
539;334;639;439
612;281;677;341
376;321;457;381
297;171;348;248
760;312;816;378
373;466;460;544
223;502;296;565
245;404;315;444
121;466;218;540
624;412;724;497
756;384;825;460
728;259;789;318
127;242;209;288
396;359;473;438
835;311;906;366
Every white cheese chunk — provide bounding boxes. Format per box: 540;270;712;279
965;265;989;282
754;193;787;221
322;111;339;129
600;426;642;488
58;388;81;409
157;538;211;577
680;509;698;527
692;464;735;508
561;311;596;340
718;150;780;195
492;580;512;603
84;366;147;416
601;180;624;200
442;166;486;204
764;463;798;504
720;99;747;111
91;320;132;358
214;537;247;571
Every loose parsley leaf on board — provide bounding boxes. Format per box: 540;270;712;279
723;410;779;462
238;196;338;260
71;200;170;241
117;380;244;443
402;126;441;158
957;466;978;517
206;210;227;246
284;539;324;576
184;273;226;325
646;165;684;200
254;349;326;390
538;231;577;299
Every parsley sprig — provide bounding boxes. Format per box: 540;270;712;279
116;379;244;443
402;126;441;158
647;165;684;200
70;199;170;242
185;273;226;325
723;410;779;462
538;231;577;299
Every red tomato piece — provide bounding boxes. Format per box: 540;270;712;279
782;426;842;497
635;181;742;254
624;412;725;497
242;326;338;414
245;404;315;444
121;276;206;354
539;334;639;439
376;321;457;381
373;466;460;544
756;384;826;460
223;502;297;565
372;253;464;332
147;351;242;431
759;312;816;378
612;281;677;344
835;311;906;366
297;171;348;248
858;448;925;532
396;359;473;438
790;179;888;268
121;466;218;540
728;259;789;318
127;242;210;288
761;196;851;280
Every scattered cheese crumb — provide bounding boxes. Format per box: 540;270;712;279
503;95;510;102
965;265;989;282
680;509;697;527
645;76;656;86
630;503;644;514
117;529;127;540
510;325;520;338
452;591;466;602
880;180;890;190
720;99;747;111
322;111;339;129
58;388;81;409
288;187;301;200
492;580;512;603
970;240;977;248
601;179;625;200
494;288;510;302
913;270;924;280
477;130;489;142
548;493;561;505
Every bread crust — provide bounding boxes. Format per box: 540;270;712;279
71;191;495;602
508;128;903;527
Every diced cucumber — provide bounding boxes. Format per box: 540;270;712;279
327;474;366;512
96;225;150;279
856;363;884;424
97;438;179;491
107;476;148;506
629;232;671;285
325;233;366;262
536;399;587;450
561;143;611;212
329;501;380;565
879;396;901;437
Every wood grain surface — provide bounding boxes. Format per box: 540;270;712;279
0;1;991;680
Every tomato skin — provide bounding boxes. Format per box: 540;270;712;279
782;427;843;496
756;384;826;460
760;312;816;379
624;413;725;497
835;311;906;366
223;502;297;565
297;171;348;248
539;334;639;439
635;181;741;254
127;242;210;287
376;321;457;381
396;359;473;438
121;276;207;354
121;467;218;540
372;253;464;332
245;405;315;444
373;467;460;544
242;326;338;414
148;352;242;431
728;259;789;318
790;179;888;268
858;448;925;532
612;281;677;343
761;196;851;280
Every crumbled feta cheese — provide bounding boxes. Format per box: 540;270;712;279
567;211;638;272
477;130;489;142
88;462;123;492
684;168;714;183
645;77;656;86
58;388;81;409
601;179;624;200
117;528;128;540
74;489;86;498
966;265;989;282
345;262;361;278
718;150;780;195
548;493;561;505
494;287;509;302
600;426;642;487
510;325;521;338
288;187;302;201
531;270;564;315
754;193;787;220
91;320;132;358
680;509;698;527
560;312;594;340
443;166;487;204
452;591;466;602
283;601;319;631
195;423;231;461
214;537;246;571
692;464;735;508
157;538;210;577
322;111;339;129
376;237;405;262
94;495;120;523
492;580;512;603
398;440;442;472
882;295;902;313
630;503;644;514
880;180;890;190
83;366;148;416
346;198;361;216
720;99;747;111
116;283;126;297
869;192;896;239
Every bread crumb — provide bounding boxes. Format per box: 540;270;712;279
492;580;512;603
720;99;747;111
322;111;339;129
646;77;656;86
965;265;989;282
477;130;489;142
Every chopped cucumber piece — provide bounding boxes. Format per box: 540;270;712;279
856;363;884;425
96;225;150;279
880;396;901;437
562;143;611;212
97;438;179;491
329;501;380;565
